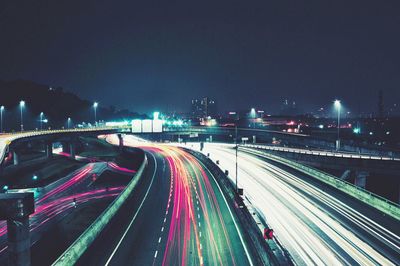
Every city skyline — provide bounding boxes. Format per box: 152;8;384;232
1;1;399;113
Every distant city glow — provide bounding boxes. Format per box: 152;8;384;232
172;120;184;126
105;121;129;127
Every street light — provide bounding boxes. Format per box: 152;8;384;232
334;99;341;150
93;102;98;126
40;112;44;130
0;106;4;133
235;121;238;193
250;108;256;128
20;100;25;131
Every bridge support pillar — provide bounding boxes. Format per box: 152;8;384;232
340;170;351;180
62;142;70;154
117;133;124;151
0;193;35;266
7;217;30;266
398;184;400;205
13;150;19;166
354;171;368;189
62;141;76;159
69;142;76;159
46;142;53;158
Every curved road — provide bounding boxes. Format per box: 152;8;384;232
78;138;252;265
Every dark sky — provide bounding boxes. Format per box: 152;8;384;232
1;0;399;115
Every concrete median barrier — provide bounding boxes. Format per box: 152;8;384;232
52;154;148;266
241;146;400;221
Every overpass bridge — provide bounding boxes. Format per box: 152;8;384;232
2;125;398;169
0;126;131;171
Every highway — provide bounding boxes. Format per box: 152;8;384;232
78;136;252;265
187;142;400;266
0;160;135;261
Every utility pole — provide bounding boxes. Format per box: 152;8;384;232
334;100;341;151
0;106;4;133
235;125;238;193
40;112;44;130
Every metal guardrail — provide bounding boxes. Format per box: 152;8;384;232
245;144;400;161
241;146;400;221
52;154;148;265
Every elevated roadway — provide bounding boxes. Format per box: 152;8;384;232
186;142;400;265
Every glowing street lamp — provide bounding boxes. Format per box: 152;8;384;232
334;100;341;150
0;106;4;133
40;112;44;130
20;100;25;131
93;102;98;125
250;108;256;128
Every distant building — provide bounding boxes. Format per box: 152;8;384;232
191;97;217;119
280;99;299;115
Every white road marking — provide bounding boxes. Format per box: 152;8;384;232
105;153;158;266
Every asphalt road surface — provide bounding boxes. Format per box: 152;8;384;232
78;138;252;266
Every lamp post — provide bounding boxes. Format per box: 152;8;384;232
334;100;341;150
40;112;44;130
0;106;4;133
20;101;25;131
93;102;98;126
250;108;256;128
235;124;238;192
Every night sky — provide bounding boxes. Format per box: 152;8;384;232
1;0;399;114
